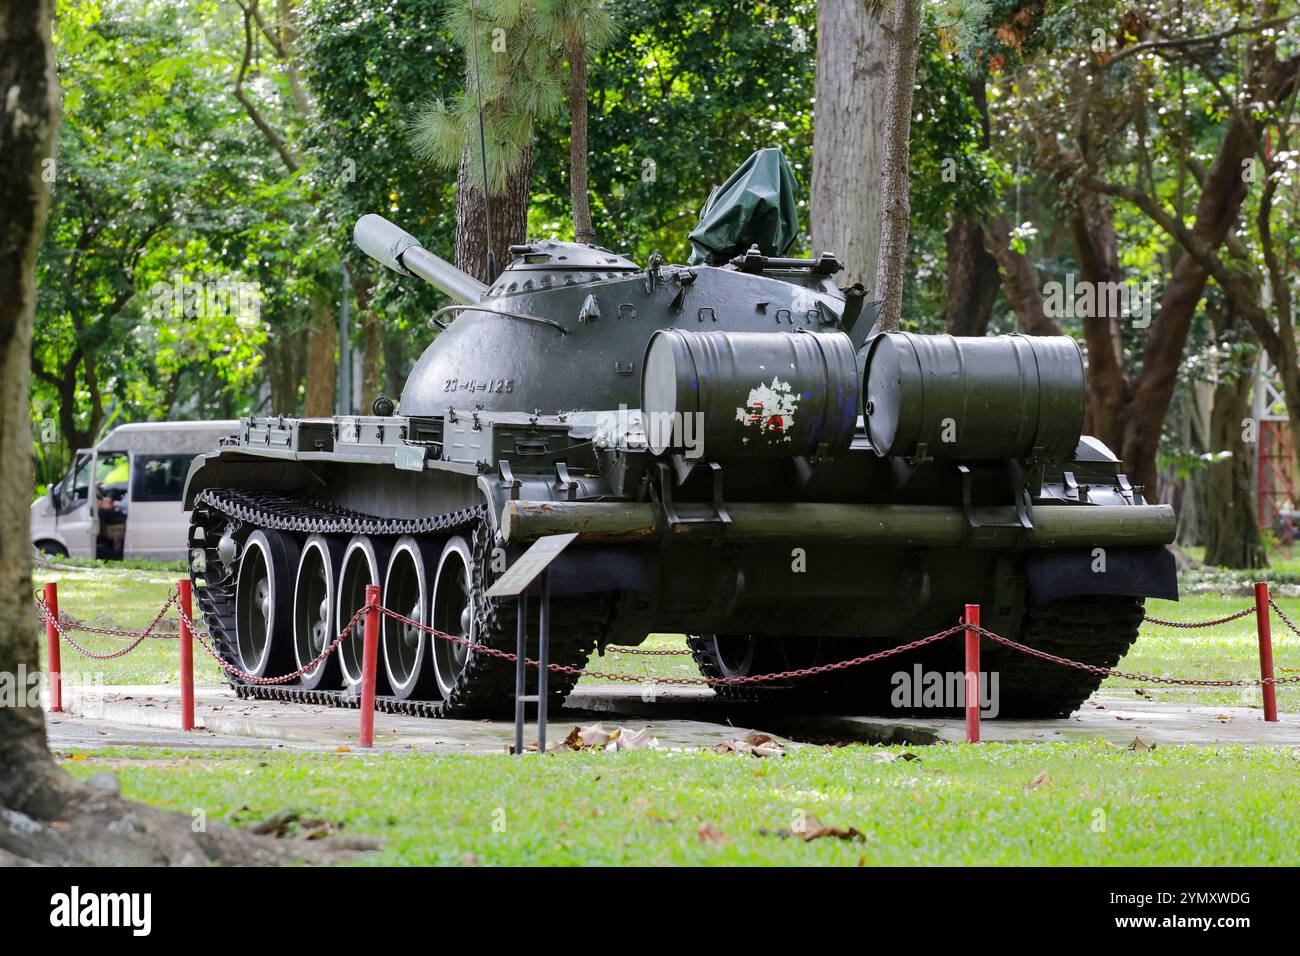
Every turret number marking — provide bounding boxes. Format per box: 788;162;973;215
444;378;515;393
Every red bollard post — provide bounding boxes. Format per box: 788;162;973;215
43;582;62;713
359;584;381;748
1254;582;1278;723
964;604;980;744
178;579;195;731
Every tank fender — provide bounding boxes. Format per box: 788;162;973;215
1025;546;1178;603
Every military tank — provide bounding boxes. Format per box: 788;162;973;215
184;149;1177;718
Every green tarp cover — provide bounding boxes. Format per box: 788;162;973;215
688;148;800;265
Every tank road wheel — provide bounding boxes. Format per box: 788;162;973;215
382;536;440;700
691;639;842;707
337;535;393;695
234;530;300;680
292;534;345;691
430;535;475;700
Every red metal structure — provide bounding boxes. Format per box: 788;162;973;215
1255;360;1295;533
43;582;61;713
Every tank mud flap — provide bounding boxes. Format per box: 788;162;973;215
1025;546;1177;603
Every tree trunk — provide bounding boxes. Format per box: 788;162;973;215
1202;370;1267;568
455;145;533;284
1067;194;1131;456
1202;296;1266;568
303;287;337;417
984;214;1061;336
354;272;382;411
568;33;594;245
943;218;999;335
810;0;888;290
871;0;923;334
383;327;407;402
0;0;62;818
263;326;307;415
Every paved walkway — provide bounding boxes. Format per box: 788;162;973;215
43;682;1300;754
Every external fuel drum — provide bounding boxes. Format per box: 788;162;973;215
641;328;860;459
862;331;1085;461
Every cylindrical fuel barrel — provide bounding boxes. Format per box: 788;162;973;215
862;331;1084;460
641;328;860;459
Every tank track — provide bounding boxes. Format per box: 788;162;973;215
686;596;1145;718
189;489;613;718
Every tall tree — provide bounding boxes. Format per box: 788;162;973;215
412;0;566;282
1;0;63;824
872;0;924;332
811;0;889;289
538;0;618;245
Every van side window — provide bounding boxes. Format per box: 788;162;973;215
54;453;94;514
132;454;194;503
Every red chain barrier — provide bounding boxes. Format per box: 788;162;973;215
377;605;963;685
35;583;1300;719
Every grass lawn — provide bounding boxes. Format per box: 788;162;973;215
57;742;1300;865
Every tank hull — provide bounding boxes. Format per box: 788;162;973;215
183;237;1176;718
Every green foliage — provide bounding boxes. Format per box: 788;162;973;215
33;0;274;480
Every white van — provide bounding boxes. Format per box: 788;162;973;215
31;420;238;562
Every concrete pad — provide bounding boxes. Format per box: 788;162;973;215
48;683;800;755
43;682;1300;754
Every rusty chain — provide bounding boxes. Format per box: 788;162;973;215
971;622;1300;687
603;645;692;657
1142;607;1255;628
35;593;177;661
174;599;366;685
1270;599;1300;639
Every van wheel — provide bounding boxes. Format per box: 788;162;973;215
34;541;69;558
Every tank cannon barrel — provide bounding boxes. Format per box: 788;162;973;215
353;214;487;304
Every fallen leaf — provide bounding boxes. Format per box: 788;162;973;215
713;729;788;757
1027;771;1053;789
1127;737;1155;752
868;751;921;763
335;746;351;753
697;821;729;844
798;814;864;842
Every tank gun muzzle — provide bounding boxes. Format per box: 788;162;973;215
353;214;487;305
